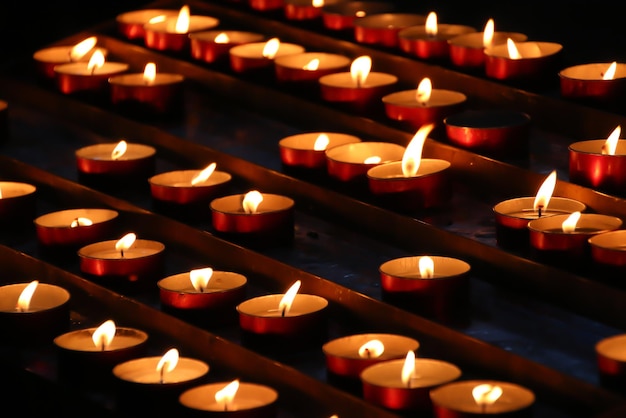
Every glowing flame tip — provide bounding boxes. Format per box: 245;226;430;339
278;280;301;316
533;170;557;213
16;280;39;312
402;123;434;177
562;211;581;233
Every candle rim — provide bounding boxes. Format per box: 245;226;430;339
398;24;477;41
229;42;305;59
53;61;129;77
75;142;156;160
188;29;264;43
108;72;185;86
33;46;109;63
157;270;247;294
493;197;586;219
360;357;461;388
596;334;626;360
210;193;295;215
367;159;450;180
115;8;179;24
321;0;396;16
112;355;209;384
274;51;351;70
379;255;470;279
325;141;405;164
279;132;362;151
143;15;220;34
0;282;70;312
322;333;420;358
0;181;37;198
54;326;148;351
484;41;563;59
569;139;626;156
559;62;626;81
34;208;118;228
318;71;398;89
236;293;328;317
353;12;427;29
527;213;622;234
447;31;527;48
588;230;626;251
429;379;535;413
149;169;232;188
382;89;467;108
78;239;165;260
180;381;279;411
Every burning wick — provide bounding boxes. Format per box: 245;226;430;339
115;232;136;258
278;280;301;317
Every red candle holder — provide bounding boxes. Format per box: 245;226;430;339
589;230;626;273
360;357;461;412
144;15;220;52
321;1;396;31
353;13;427;48
75;141;156;184
325;141;405;183
596;334;626;384
279;132;362;172
0;181;36;227
33;39;106;80
115;9;179;40
319;71;398;112
190;31;264;64
430;380;535;417
54;58;128;96
149;168;232;205
443;109;531;159
559;62;626;102
180;381;279;417
109;69;184;116
0;282;70;345
448;32;527;69
274;52;351;83
569;138;626;194
484;41;563;81
284;0;340;21
382;88;466;129
398;24;476;61
34;208;119;248
248;0;284;11
229;41;305;74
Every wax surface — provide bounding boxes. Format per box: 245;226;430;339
54;327;148;352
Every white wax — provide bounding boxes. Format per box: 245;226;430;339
35;208;118;228
76;143;156;161
54;327;148;352
361;358;461;388
569;139;626;156
430;380;535;414
279;132;361;151
116;9;179;25
108;73;184;87
323;333;419;360
180;382;278;412
398;24;476;41
237;294;328;317
158;271;247;294
143;15;220;34
79;239;165;260
210;193;294;214
319;71;397;89
597;334;626;361
230;42;305;60
559;63;626;81
325;142;405;164
382;89;466;108
113;356;209;384
54;62;129;76
379;256;470;280
367;159;450;180
149;170;232;188
448;32;527;49
33;46;108;64
493;197;586;220
0;181;36;199
274;52;351;70
485;41;562;60
0;283;69;312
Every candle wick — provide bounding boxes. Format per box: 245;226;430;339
481;403;487;414
90;66;96;76
120;249;125;258
356;78;362;89
537;205;543;218
281;306;286;317
101;341;105;351
160;367;164;384
224;403;228;412
365;349;371;359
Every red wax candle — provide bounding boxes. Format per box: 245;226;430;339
180;381;279;417
54;49;128;95
115;9;179;40
325;141;405;183
34;208;119;248
75;140;156;180
353;13;427;48
33;36;105;80
321;1;396;31
559;62;626;102
279;132;362;171
0;181;36;224
229;39;305;74
484;40;563;81
274;52;351;83
143;6;219;52
190;31;264;64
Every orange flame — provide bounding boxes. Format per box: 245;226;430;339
92;319;116;350
242;190;263;214
16;280;38;312
278;280;301;316
191;163;217;185
70;217;93;228
603;62;617;80
175;5;190;33
156;348;179;383
472;384;503;409
350;56;371;88
312;0;324;7
262;38;280;59
143;62;157;85
358;340;385;358
402;123;435;177
190;267;213;292
507;38;522;59
214;32;230;44
425;12;438;37
87;49;105;73
533;170;557;213
111;140;128;160
70;36;97;61
562;211;581;233
313;133;330;151
483;19;494;49
115;232;136;257
419;256;435;278
602;125;621;155
215;379;240;410
364;156;382;164
415;77;432;106
303;58;320;71
401;350;416;387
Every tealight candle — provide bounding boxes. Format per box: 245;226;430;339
589;230;626;274
353;13;427;48
382;77;467;129
274;52;351;83
109;62;185;116
229;38;305;74
325;141;405;184
492;170;586;250
75;140;156;184
397;12;476;60
568;125;626;194
78;232;166;282
143;5;220;52
0;281;70;344
279;132;362;174
284;0;341;21
367;124;451;211
443;109;531;159
319;55;398;112
180;380;278;417
34;208;119;248
0;181;36;226
484;39;563;82
189;31;265;64
321;1;396;31
54;49;128;96
448;19;527;69
430;380;535;417
115;9;179;40
596;334;626;384
559;62;626;102
33;36;105;79
248;0;284;11
360;351;461;412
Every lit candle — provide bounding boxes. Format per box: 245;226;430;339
589;230;626;273
382;77;467;129
397;11;476;60
360;351;461;412
367;124;451;211
229;38;305;74
248;0;284;11
34;208;119;248
274;52;351;83
284;0;339;21
115;9;179;40
325;140;405;183
559;61;626;102
596;334;626;384
190;30;265;64
53;49;128;96
321;1;397;31
484;38;563;81
143;5;220;52
279;132;362;173
353;13;427;48
0;181;37;225
33;36;105;79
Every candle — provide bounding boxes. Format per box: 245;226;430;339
430;380;535;417
279;132;362;173
397;12;476;60
248;0;284;11
180;380;278;417
34;208;119;248
589;230;626;274
210;190;295;246
448;19;527;69
143;5;220;52
382;77;467;129
596;334;626;384
0;281;70;344
559;61;626;102
319;55;398;112
109;62;185;116
353;13;427;48
33;36;105;79
321;1;397;31
325;140;405;185
0;99;7;144
568;125;626;194
492;170;586;250
190;31;265;64
78;232;166;283
284;0;340;21
360;351;462;412
54;49;128;96
229;38;305;74
443;109;531;159
378;255;470;319
0;181;36;227
367;124;451;211
115;9;179;40
274;52;351;83
484;39;563;82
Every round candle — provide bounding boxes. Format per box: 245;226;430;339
34;208;119;247
143;7;220;52
430;380;535;417
596;334;626;381
361;356;461;412
75;141;156;179
190;31;265;64
353;13;427;48
284;0;341;21
325;141;405;183
274;52;351;83
484;40;563;81
559;62;626;102
279;132;362;171
113;354;209;386
248;0;284;11
33;36;106;79
180;381;278;417
589;230;626;270
323;333;420;378
53;49;128;95
149;166;232;205
229;39;305;73
448;30;527;69
0;181;37;223
321;1;396;31
115;9;179;40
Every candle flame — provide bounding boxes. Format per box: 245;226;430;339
156;348;179;376
148;14;167;24
364;156;382;164
425;12;438;37
562;211;581;233
214;32;230;44
190;267;213;292
313;0;324;7
415;77;432;106
111;140;128;160
215;379;240;410
355;10;366;17
70;36;97;61
419;256;435;278
70;217;93;228
0;187;3;198
402;123;434;177
602;125;621;155
507;38;522;60
472;384;503;408
603;61;617;80
175;5;190;33
115;232;137;252
350;56;372;88
87;49;105;73
143;62;157;84
358;340;385;358
302;58;320;71
533;170;557;212
242;190;263;214
191;163;217;185
16;280;38;312
278;280;301;316
400;350;416;387
313;134;330;151
483;19;494;49
91;319;116;350
262;38;281;59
